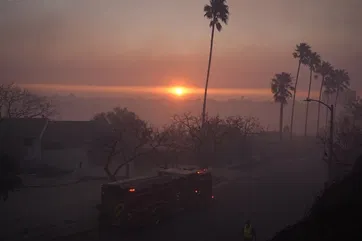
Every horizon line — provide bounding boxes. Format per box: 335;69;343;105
21;83;321;99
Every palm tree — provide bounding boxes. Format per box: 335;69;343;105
315;61;333;135
290;43;311;139
333;69;350;112
202;0;229;125
304;51;321;137
271;72;294;141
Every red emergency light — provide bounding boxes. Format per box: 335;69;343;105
197;168;208;174
129;188;136;192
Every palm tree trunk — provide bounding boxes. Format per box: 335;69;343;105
335;89;340;114
316;76;325;136
279;102;284;141
290;61;302;140
304;68;313;137
201;23;216;126
325;94;329;128
323;94;330;151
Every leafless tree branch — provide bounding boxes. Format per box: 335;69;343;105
0;83;57;119
91;107;163;181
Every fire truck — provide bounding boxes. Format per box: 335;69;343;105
97;167;213;231
157;167;214;210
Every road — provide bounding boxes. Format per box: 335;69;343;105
51;156;326;241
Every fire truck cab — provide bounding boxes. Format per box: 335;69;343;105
98;175;182;230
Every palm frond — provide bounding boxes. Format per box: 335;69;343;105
306;51;321;71
204;0;229;30
316;61;333;77
334;69;351;92
204;5;213;18
215;22;222;31
293;42;311;64
270;72;294;104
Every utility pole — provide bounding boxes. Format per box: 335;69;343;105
304;98;334;183
328;104;334;183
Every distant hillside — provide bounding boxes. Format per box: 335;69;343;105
51;95;344;135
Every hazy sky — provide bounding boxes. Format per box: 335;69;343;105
1;0;361;97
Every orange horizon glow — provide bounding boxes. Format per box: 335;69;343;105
20;83;321;99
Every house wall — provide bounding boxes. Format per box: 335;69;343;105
33;139;43;165
42;148;88;170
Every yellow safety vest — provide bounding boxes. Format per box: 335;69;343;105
244;224;252;239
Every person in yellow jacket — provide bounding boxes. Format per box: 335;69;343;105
243;220;256;241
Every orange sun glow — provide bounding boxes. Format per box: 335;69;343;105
170;86;186;97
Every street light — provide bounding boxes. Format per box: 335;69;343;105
304;98;334;183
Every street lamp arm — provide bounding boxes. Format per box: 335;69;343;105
304;98;334;183
304;98;332;111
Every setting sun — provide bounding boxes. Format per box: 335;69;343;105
169;86;187;97
174;87;184;96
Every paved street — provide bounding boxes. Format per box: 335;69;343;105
50;156;326;241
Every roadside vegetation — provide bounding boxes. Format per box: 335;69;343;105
270;98;362;241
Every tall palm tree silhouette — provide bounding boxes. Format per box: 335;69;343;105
201;0;229;126
315;61;333;136
333;69;350;113
271;72;294;141
304;51;321;137
290;43;311;139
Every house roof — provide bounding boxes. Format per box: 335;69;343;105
42;120;112;148
0;118;47;140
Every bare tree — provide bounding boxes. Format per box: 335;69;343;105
319;98;362;179
221;116;264;163
0;83;56;119
157;113;221;167
169;113;203;152
90;107;166;181
344;97;362;126
334;99;362;163
224;116;264;137
163;113;264;167
166;113;226;156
